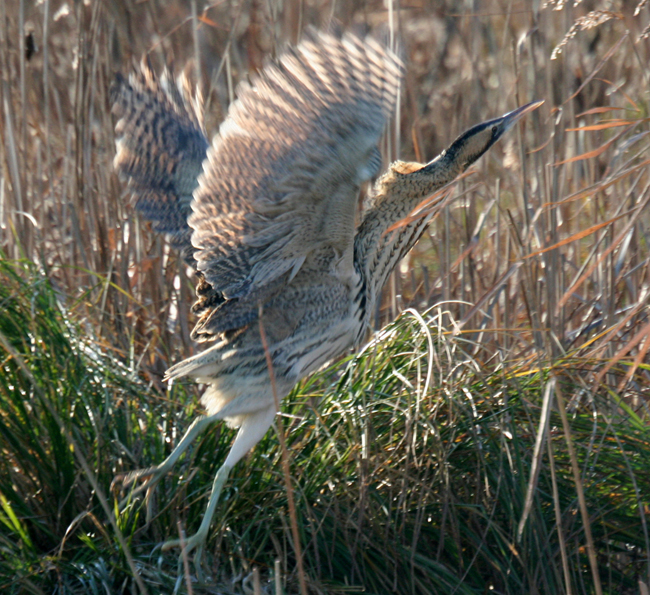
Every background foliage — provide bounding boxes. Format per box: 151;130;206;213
1;0;649;593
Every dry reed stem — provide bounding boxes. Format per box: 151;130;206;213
259;307;308;595
177;522;195;595
547;436;573;595
554;379;603;595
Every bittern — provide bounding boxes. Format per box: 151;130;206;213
113;29;540;561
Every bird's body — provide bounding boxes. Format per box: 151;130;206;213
169;258;360;423
112;28;540;562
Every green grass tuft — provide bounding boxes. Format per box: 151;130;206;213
1;260;648;593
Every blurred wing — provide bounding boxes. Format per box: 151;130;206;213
112;62;209;265
190;29;403;299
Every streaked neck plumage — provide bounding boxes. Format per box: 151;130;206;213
352;151;463;340
351;100;542;344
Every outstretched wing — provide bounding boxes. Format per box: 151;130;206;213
112;62;209;265
190;29;403;300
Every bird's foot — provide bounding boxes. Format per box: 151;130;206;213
160;463;233;574
162;527;208;556
163;526;210;580
114;463;169;512
113;414;221;515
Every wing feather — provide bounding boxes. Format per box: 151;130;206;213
112;62;209;265
190;29;403;299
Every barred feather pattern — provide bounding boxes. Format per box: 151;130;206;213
190;29;404;303
112;62;209;266
112;26;531;441
114;31;404;426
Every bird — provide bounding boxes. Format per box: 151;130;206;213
112;28;541;563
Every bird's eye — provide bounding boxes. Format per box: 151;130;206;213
491;125;498;135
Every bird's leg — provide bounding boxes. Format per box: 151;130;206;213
116;413;221;514
161;405;276;570
162;460;231;575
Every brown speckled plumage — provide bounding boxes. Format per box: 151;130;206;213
112;28;540;559
112;62;209;265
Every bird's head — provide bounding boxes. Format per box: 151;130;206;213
429;100;544;174
363;100;543;225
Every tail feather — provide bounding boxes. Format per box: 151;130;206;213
163;339;269;382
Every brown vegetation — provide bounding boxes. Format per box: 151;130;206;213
1;1;650;593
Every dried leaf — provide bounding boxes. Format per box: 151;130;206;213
524;211;635;259
554;124;633;165
576;107;629;117
557;189;650;311
543;159;650;207
566;118;647;131
198;14;220;28
593;319;650;388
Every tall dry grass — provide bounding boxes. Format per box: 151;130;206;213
1;0;650;593
2;1;650;397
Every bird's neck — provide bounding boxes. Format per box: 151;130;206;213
353;153;462;332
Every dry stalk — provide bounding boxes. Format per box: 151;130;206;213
553;378;603;595
258;305;308;595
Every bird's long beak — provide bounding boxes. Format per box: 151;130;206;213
421;99;544;176
500;100;544;130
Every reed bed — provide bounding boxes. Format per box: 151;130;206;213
0;0;649;593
